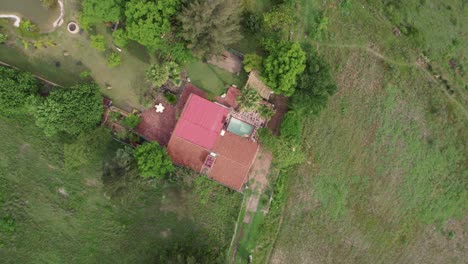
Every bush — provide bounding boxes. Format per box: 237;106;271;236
40;0;57;8
134;142;174;179
108;111;122;122
107;52;121;67
17;20;40;39
164;92;177;105
90;35;106;51
120;113;141;129
0;33;7;44
79;70;92;79
243;53;263;73
112;29;128;47
0;66;39;115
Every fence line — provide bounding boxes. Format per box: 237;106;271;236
0;60;63;87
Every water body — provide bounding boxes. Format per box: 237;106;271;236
0;0;60;32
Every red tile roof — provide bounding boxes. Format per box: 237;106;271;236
167;91;259;191
173;94;229;149
215;86;240;108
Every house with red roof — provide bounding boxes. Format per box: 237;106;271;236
167;93;259;191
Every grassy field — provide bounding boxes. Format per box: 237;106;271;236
185;60;247;96
0;115;242;263
264;0;467;263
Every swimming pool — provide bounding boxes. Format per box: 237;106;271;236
227;118;253;137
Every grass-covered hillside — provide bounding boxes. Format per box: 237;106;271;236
0;115;242;263
260;0;467;263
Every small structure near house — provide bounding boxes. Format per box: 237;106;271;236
244;70;274;100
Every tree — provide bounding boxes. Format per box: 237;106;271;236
238;88;261;111
263;41;306;96
112;29;128;47
90;35;106;51
263;3;295;33
134;142;174;179
178;0;242;59
125;0;180;50
120;113;141;129
33;83;103;137
146;61;181;88
0;66;39;115
80;0;123;28
291;46;337;115
243;53;263;72
146;63;169;88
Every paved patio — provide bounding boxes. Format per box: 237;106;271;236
135;101;177;146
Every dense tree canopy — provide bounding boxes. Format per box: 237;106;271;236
125;0;180;50
243;53;263;73
0;66;39;115
134;142;174;179
80;0;123;28
263;41;306;96
291;46;337;115
33;83;103;137
178;0;242;59
263;3;295;34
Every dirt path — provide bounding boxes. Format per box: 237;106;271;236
313;41;468;119
229;147;272;264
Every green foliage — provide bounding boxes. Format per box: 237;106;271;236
112;29;128;47
279;110;303;144
40;0;57;8
263;41;306;96
164;92;177;105
178;0;243;58
258;128;305;170
238;88;261;111
243;12;262;33
291;46;337;115
33;83;103;137
64;127;112;170
146;61;181;88
107;52;121;67
263;3;295;33
79;70;92;79
108;111;122;122
134;142;174;179
146;63;169;88
243;53;263;72
0;66;39;116
17;20;39;39
120;113;141;129
125;0;180;50
0;33;7;44
80;0;123;28
90;35;106;51
258;104;274;119
156;41;193;64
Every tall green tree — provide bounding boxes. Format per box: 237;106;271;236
263;41;306;96
134;142;174;179
33;83;103;137
0;66;39;115
125;0;180;50
80;0;123;28
178;0;242;59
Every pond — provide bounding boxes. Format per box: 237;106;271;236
0;0;60;32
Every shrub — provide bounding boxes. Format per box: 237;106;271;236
17;20;40;39
243;53;263;73
107;52;121;67
90;35;106;51
79;70;92;79
238;88;261;111
0;33;7;44
134;142;174;179
164;92;177;105
40;0;57;8
0;66;39;115
108;111;121;122
112;29;128;47
120;113;141;129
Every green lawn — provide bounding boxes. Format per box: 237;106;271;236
0;115;242;263
185;60;246;96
